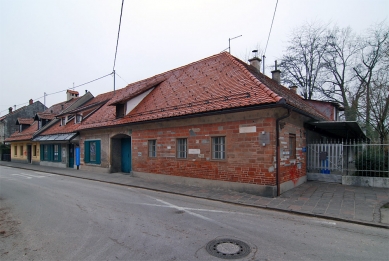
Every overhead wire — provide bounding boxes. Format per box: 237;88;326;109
264;0;279;56
113;0;125;71
115;71;129;84
0;73;113;116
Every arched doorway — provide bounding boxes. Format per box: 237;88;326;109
111;134;132;173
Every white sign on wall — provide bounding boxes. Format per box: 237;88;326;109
188;149;200;154
239;126;256;133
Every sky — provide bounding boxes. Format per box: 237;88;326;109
0;0;388;116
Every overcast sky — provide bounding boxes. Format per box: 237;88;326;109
0;0;388;116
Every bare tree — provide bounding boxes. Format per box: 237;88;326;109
353;23;389;137
278;23;328;99
320;26;362;121
370;74;389;143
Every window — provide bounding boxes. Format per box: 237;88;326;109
148;140;156;157
176;138;187;158
44;145;49;160
289;134;296;159
19;125;22;132
38;120;42;129
84;140;101;164
14;146;17;156
75;114;82;123
53;144;59;161
40;144;61;162
212;136;225;160
61;117;66;126
90;141;96;162
33;145;37;157
20;146;23;157
116;104;125;118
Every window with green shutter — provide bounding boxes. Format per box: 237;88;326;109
84;140;101;164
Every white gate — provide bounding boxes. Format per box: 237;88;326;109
307;142;343;174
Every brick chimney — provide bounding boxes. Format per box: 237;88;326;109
29;99;33;105
8;107;12;114
248;50;261;72
290;85;298;94
271;60;281;84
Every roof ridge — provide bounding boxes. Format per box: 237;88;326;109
108;53;226;106
223;52;283;103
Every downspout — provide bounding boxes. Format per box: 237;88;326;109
275;103;291;197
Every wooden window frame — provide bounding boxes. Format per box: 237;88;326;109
211;136;226;160
148;140;157;158
176;138;187;159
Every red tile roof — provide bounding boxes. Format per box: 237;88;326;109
78;52;327;130
16;118;34;125
5;121;38;142
38;91;115;136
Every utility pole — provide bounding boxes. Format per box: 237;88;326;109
113;70;116;94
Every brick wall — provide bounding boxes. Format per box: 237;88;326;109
132;118;277;185
79;108;308;187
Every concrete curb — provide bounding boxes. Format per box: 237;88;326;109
2;162;388;229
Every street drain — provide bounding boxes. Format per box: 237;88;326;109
206;238;250;259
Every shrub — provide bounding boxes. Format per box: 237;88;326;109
355;146;388;177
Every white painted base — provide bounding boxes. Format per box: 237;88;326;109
279;175;307;194
132;171;277;197
342;176;389;188
307;173;342;183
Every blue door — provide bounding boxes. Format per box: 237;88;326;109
121;138;131;173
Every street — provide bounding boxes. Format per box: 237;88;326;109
1;165;388;261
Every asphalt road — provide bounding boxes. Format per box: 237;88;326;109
1;165;388;261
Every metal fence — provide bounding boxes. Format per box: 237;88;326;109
307;140;389;177
1;154;11;161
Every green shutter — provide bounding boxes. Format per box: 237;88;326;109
49;144;53;161
84;141;90;163
40;144;44;161
95;141;101;164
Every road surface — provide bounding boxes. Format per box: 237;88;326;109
1;165;388;260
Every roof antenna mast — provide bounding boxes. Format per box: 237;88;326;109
228;35;242;54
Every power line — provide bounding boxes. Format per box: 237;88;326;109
115;71;128;84
0;73;112;116
113;0;125;71
264;0;279;55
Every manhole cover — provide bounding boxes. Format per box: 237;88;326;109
206;238;251;259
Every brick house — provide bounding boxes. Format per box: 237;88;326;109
74;52;332;197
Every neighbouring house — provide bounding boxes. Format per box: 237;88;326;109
73;52;336;197
34;91;113;168
0;99;46;144
5;90;93;165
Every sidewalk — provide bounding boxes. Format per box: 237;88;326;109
1;161;388;228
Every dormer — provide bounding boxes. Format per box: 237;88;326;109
116;104;126;119
113;88;155;119
16;118;34;132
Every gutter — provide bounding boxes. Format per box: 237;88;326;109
275;102;291;197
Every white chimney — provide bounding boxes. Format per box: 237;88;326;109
290;85;298;94
248;56;261;72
